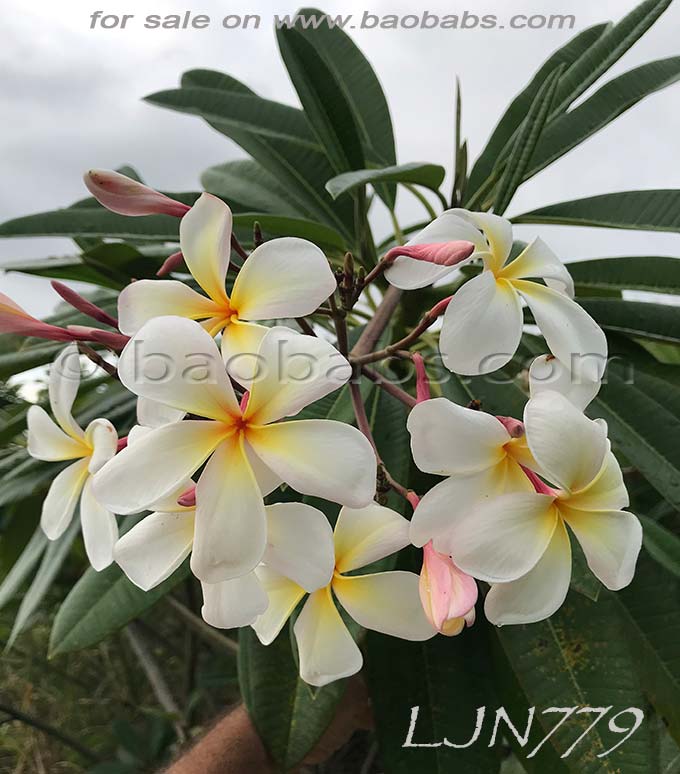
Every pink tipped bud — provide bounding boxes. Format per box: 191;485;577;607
521;466;558;497
427;295;454;319
116;437;128;453
385;240;475;267
66;325;129;350
84;169;190;218
496;415;524;438
419;541;478;637
412;353;431;403
157;250;185;277
406;491;421;511
239;390;250;414
0;292;76;342
178;486;196;508
51;281;119;328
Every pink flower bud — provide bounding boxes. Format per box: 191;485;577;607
0;292;75;342
521;465;557;496
412;353;431;403
177;486;196;508
83;169;190;218
116;437;128;453
156;250;185;277
385;240;475;267
66;325;129;350
496;415;525;438
419;541;478;636
51;281;119;328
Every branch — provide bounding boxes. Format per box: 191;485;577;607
166;597;239;655
361;366;416;409
350;286;402;358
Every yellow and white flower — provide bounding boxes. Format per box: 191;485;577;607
117;193;337;380
253;502;436;687
93;317;376;583
528;352;600;410
26;343;118;570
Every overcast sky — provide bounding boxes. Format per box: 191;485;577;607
2;0;680;316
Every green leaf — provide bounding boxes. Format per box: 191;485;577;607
579;298;680;344
49;552;189;656
326;163;445;200
0;525;47;612
238;626;345;770
7;516;81;648
493;65;563;215
528;57;680;179
513;190;680;233
496;589;655;771
568;256;680;295
181;68;256;94
639;514;680;579
366;622;501;773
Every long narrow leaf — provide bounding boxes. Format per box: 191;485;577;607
326;163;445;200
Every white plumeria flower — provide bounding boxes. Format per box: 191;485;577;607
26;343;118;570
136;396;185;428
445;391;642;626
117;193;337;380
407;398;535;550
93;317;376;583
252;502;436;687
529;353;600;411
114;494;334;629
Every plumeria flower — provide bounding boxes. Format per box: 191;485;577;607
419;541;477;636
529;353;600;410
114;489;334;629
407;397;535;550
444;391;642;626
252;502;436;687
93;317;376;583
117;193;337;380
26;344;118;570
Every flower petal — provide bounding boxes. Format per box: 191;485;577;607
201;572;269;629
80;477;118;571
221;320;270;385
293;588;363;687
447;492;558;583
451;209;513;273
408;397;509;476
568;448;629;512
247;420;375;508
191;435;267;583
27;405;87;461
84;418;118;474
333;502;410;573
524;390;608;493
49;343;85;440
384;210;487;290
93;420;230;514
117;316;239;422
243;438;282;497
230;237;336;320
136;397;186;428
40;458;90;540
333;571;435;640
244;328;352;425
561;506;642;590
264;503;335;591
252;566;305;645
439;272;523;375
513;280;607;384
485;519;572;626
179;193;232;304
500;237;574;297
114;510;195;590
117;280;221;336
529;354;599;411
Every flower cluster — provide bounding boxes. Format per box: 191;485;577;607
5;170;641;686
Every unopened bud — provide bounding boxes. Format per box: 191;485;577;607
412;353;431;403
84;169;190;217
51;281;119;328
0;292;75;342
385;240;475;267
496;415;524;438
157;250;185;277
178;486;197;508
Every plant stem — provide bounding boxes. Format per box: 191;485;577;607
166;597;239;655
76;342;118;378
350;286;402;359
230;233;249;261
361;366;416;409
404;183;438;219
328;294;349;356
388;209;405;246
295;317;317;337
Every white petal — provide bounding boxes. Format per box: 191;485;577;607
117;316;239;422
524;390;608;493
485;520;572;626
514;280;607;384
84;418;118;474
333;502;410;573
114;510;195;590
191;435;266;583
407;397;509;476
201;572;268;629
93;420;230;515
500;237;574;296
451;209;513;273
243;438;282;497
529;354;599;411
49;343;85;440
264;503;335;591
179;193;232;304
40;458;89;540
568;448;629;512
80;477;118;571
448;492;558;583
136;397;186;428
439;272;523;375
252;566;305;645
247;420;376;508
333;571;435;640
230;237;336;320
27;405;87;461
221;320;270;386
117;280;221;336
244;327;351;425
293;588;363;687
562;506;642;590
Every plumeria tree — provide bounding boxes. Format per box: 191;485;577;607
1;2;680;771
